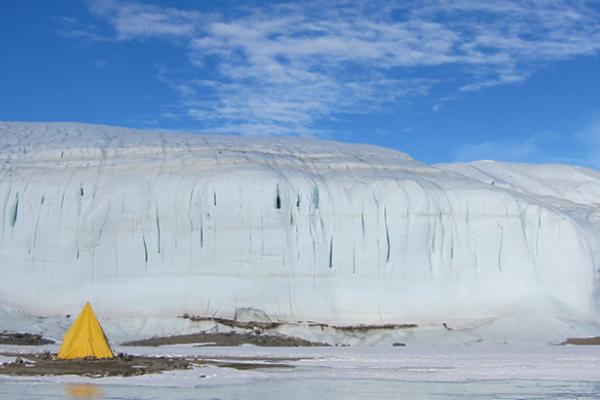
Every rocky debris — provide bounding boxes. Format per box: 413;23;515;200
181;314;283;330
0;352;191;377
0;331;54;345
559;336;600;345
0;352;296;377
182;314;418;336
330;323;418;333
121;331;328;347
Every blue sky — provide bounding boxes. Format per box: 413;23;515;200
2;1;600;167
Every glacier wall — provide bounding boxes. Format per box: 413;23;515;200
0;122;599;330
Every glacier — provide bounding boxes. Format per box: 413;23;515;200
0;121;599;342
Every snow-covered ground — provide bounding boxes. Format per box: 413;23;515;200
1;344;600;399
1;122;600;344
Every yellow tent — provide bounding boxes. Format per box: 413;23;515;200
57;303;114;359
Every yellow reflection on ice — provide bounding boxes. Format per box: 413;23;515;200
64;384;104;399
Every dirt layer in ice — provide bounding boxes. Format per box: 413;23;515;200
0;332;54;346
122;331;328;347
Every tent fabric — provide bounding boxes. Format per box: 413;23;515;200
57;302;114;359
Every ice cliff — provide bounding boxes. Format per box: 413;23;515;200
1;122;599;341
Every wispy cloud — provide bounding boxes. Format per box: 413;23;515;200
80;0;600;135
453;132;558;163
54;15;113;42
453;118;600;169
573;119;600;169
87;0;203;40
94;59;108;69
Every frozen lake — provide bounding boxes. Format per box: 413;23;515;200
1;345;599;399
1;378;600;399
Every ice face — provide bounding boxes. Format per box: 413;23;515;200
0;122;598;337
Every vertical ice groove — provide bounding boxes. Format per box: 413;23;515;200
276;185;281;209
187;190;194;232
432;220;437;254
76;184;82;217
328;236;333;269
155;206;161;254
59;191;66;212
384;207;390;264
2;188;12;225
142;235;148;264
361;210;366;239
200;222;204;248
519;206;540;275
10;193;19;228
312;186;319;209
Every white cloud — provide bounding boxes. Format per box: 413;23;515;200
459;73;528;92
88;0;203;40
82;0;600;135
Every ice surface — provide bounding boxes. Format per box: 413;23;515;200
1;345;600;399
0;122;599;343
2;379;599;400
